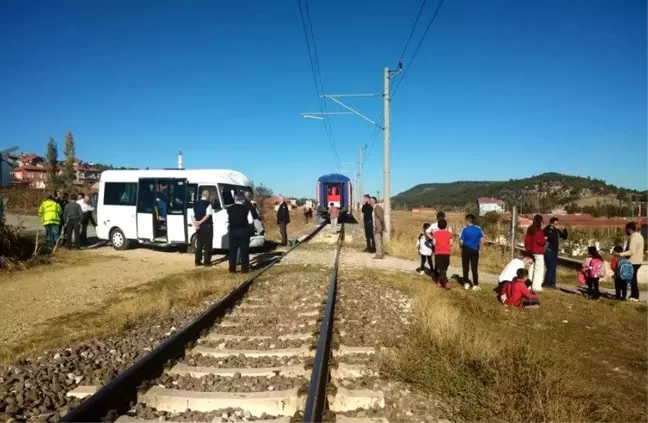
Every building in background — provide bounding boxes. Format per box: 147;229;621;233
477;197;505;214
10;153;108;189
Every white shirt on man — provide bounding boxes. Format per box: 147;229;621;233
499;258;525;283
425;221;453;236
77;199;94;213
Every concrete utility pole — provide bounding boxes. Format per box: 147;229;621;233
357;145;365;209
383;67;392;241
510;205;518;260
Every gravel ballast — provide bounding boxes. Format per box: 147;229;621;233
186;355;306;369
129;403;292;422
330;275;448;422
157;373;309;393
199;338;311;351
0;307;208;422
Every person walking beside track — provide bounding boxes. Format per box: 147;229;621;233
328;202;340;234
63;195;83;250
459;214;484;291
371;196;385;259
276;195;290;246
192;190;214;267
37;195;63;248
361;195;375;253
543;217;568;289
226;192;254;273
524;214;547;292
618;222;645;302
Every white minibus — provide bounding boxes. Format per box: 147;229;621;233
95;169;265;251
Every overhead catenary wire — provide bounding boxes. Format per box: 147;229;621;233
365;0;441;162
390;0;445;99
397;0;429;62
297;0;341;168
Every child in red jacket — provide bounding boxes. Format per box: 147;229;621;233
502;268;540;308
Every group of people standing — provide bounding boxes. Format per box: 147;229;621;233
415;211;485;289
361;195;385;259
38;191;96;249
524;214;644;301
192;192;292;274
408;210;644;307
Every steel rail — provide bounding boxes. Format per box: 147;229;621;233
303;223;344;422
60;222;326;422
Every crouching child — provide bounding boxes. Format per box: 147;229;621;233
501;268;540;308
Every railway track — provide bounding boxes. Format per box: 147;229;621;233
59;222;388;423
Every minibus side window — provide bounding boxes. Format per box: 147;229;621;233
199;185;221;211
104;182;137;206
186;184;198;208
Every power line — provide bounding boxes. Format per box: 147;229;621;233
397;0;428;61
364;112;383;161
364;0;440;162
297;0;340;167
391;0;445;99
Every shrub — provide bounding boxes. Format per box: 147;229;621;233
0;225;45;271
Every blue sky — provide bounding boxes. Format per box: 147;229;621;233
1;0;646;198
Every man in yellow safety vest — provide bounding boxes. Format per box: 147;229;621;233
38;194;63;248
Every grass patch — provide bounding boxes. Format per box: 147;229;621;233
0;268;246;364
345;268;648;422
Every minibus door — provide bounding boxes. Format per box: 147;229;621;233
166;178;188;243
136;178;156;241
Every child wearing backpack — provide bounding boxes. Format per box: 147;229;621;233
581;246;606;300
416;223;434;275
501;268;540;308
612;245;634;300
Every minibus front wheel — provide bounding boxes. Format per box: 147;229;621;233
187;234;197;253
110;228;130;251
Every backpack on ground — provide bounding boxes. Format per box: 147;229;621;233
588;258;606;279
617;259;634;282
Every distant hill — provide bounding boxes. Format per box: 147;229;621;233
392;172;647;211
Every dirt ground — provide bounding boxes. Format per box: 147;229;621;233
0;246;255;347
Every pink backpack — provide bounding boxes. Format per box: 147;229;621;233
581;258;605;282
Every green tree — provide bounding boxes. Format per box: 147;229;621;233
566;203;579;214
62;131;76;191
250;180;273;198
45;137;60;190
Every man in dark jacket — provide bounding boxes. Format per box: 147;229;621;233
63;195;83;249
542;217;568;289
276;195;290;246
192;190;214;267
227;192;254;273
361;194;375;253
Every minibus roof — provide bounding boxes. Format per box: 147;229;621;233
100;169;251;186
